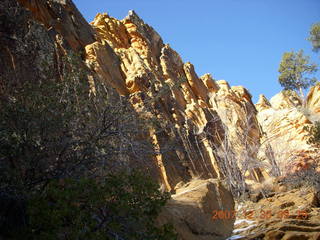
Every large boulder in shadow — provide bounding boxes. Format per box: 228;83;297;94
157;179;235;240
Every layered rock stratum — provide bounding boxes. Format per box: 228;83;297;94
230;186;320;240
1;0;320;239
85;11;268;192
256;91;320;176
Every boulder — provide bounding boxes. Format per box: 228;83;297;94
157;179;235;240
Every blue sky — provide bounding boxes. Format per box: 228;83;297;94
74;0;320;103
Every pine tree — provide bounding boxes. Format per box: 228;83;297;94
278;50;317;100
308;22;320;52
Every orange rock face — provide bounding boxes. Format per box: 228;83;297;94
256;90;320;176
4;1;320;239
8;0;320;192
17;0;95;50
85;11;268;192
307;84;320;115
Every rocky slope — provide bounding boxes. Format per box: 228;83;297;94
229;186;320;240
2;0;320;239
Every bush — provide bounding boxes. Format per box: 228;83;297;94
0;53;98;194
305;121;320;146
0;52;153;193
13;172;176;240
0;52;176;239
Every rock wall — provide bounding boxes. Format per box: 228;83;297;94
307;84;320;117
2;1;237;238
1;0;55;90
256;91;320;176
5;0;266;193
86;11;266;192
3;0;320;238
6;0;320;194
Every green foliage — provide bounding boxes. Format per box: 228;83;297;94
278;50;318;98
0;52;153;193
308;22;320;52
305;121;320;146
281;89;297;97
14;172;176;240
0;53;98;194
0;52;176;239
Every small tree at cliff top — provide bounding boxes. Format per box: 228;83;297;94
308;22;320;53
278;50;318;100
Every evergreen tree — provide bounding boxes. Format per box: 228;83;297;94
278;50;317;99
0;52;177;239
308;22;320;52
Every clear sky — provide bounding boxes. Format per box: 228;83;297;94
74;0;320;103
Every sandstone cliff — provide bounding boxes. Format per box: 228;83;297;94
5;0;318;193
256;92;320;176
3;0;320;239
1;0;238;238
307;84;320;117
3;0;267;195
85;11;267;193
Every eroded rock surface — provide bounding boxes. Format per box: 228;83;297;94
157;179;235;240
307;84;320;117
2;1;238;238
87;12;267;193
17;0;95;51
230;187;320;240
4;1;320;239
256;91;320;176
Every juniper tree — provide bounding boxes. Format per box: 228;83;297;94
308;22;320;53
278;50;317;100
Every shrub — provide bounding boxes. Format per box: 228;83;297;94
305;121;320;146
0;52;176;239
14;172;176;240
